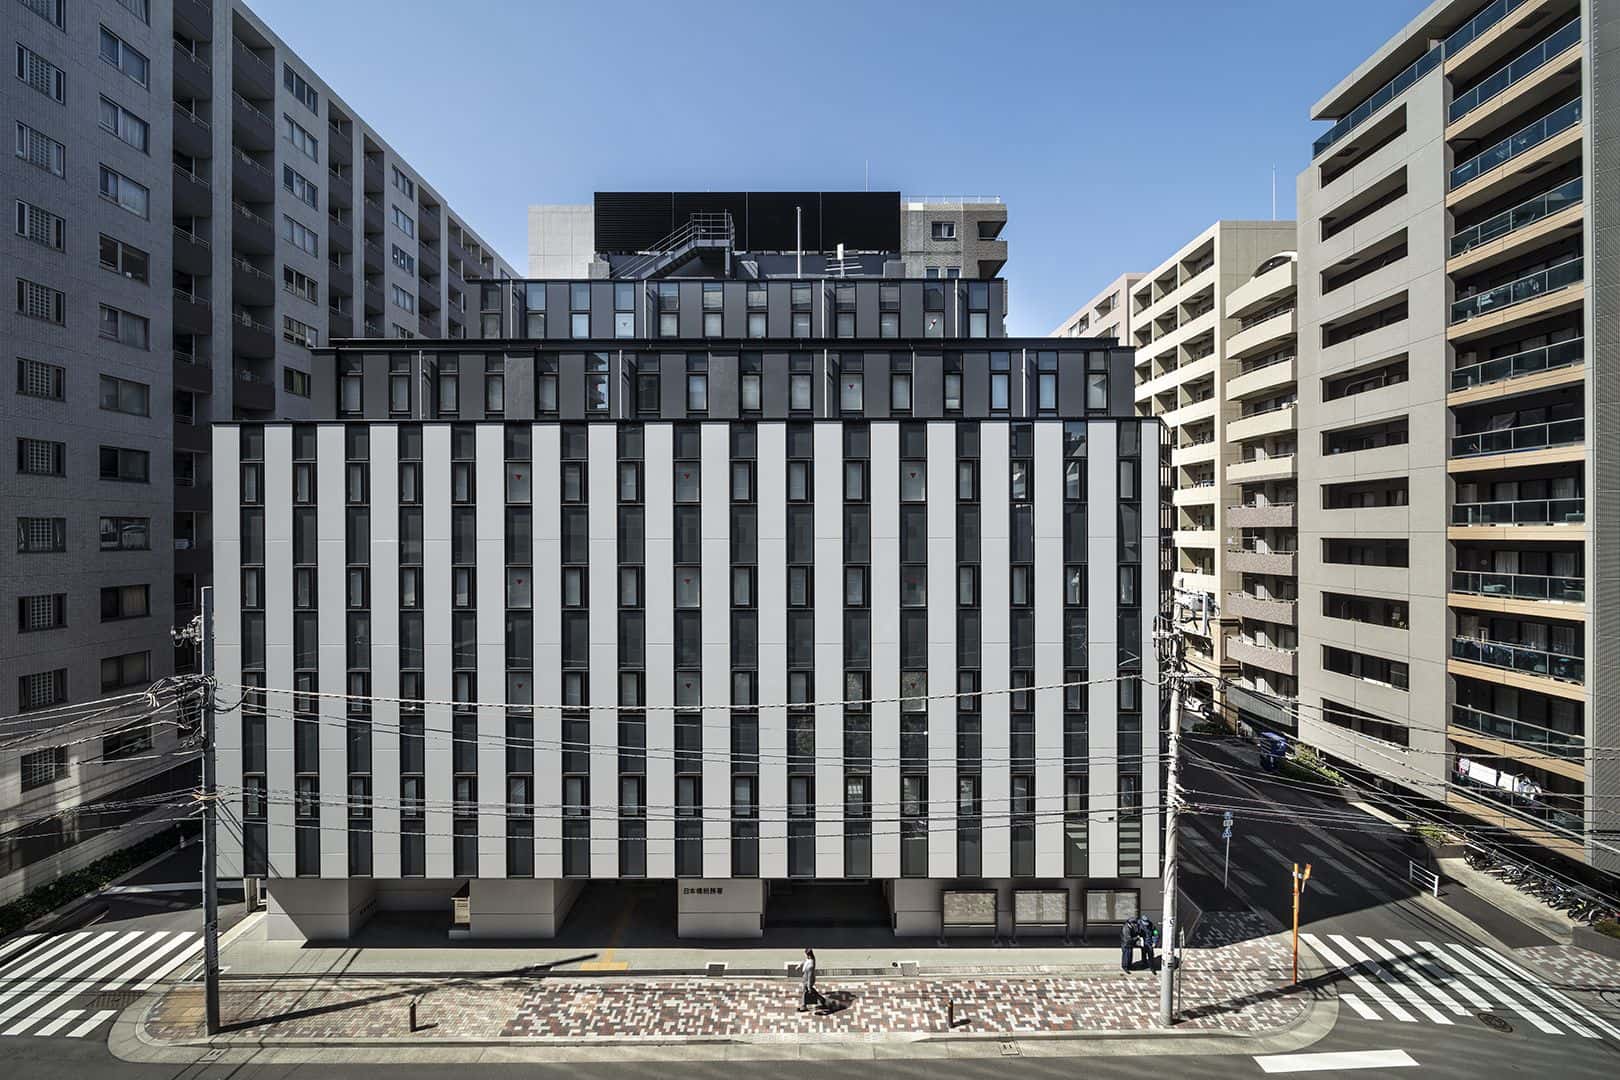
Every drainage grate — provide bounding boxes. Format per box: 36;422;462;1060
199;1048;226;1063
90;990;142;1012
999;1040;1021;1056
1477;1012;1513;1033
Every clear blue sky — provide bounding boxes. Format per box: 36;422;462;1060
253;0;1422;336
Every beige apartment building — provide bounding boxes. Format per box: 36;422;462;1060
1058;224;1296;721
1297;0;1613;873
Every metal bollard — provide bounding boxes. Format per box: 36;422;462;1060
947;997;955;1028
408;995;419;1032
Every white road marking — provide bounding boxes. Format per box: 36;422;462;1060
30;1009;81;1038
1339;993;1380;1020
1300;933;1415;1022
1476;946;1620;1043
131;935;204;992
65;1010;115;1038
0;937;40;967
2;931;171;1035
1386;939;1491;1011
0;933;111;1012
1358;936;1466;1015
1254;1049;1418;1073
1328;934;1450;1024
102;932;199;993
1422;941;1561;1035
1451;945;1597;1039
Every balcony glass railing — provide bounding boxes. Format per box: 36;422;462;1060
1451;570;1584;603
1449;257;1582;324
1449;19;1581;123
1444;0;1529;56
1452;635;1583;683
1448;778;1584;835
1450;337;1583;390
1450;177;1582;258
1452;705;1584;760
1449;99;1582;189
1313;43;1444;156
1450;416;1582;457
1451;497;1584;525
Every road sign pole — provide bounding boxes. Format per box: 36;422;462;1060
1290;861;1311;986
1224;830;1231;890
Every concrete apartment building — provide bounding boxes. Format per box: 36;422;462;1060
209;192;1171;942
1296;0;1613;873
1053;273;1145;345
529;195;1007;282
1074;224;1296;722
5;0;511;903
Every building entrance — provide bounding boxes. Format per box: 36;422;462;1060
763;879;889;929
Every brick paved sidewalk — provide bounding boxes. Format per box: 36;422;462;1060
1517;944;1620;994
143;914;1309;1044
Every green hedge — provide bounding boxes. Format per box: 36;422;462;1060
0;826;188;938
1595;919;1620;941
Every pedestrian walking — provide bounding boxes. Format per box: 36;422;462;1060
1138;915;1157;968
1120;918;1138;973
798;947;827;1012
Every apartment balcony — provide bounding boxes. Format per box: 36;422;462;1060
1448;416;1583;472
1173;527;1219;552
328;166;353;210
1226;502;1296;529
232;363;276;414
1446;17;1581;142
1225;544;1297;576
1444;0;1559;78
1227;307;1298;360
174;418;212;455
231;202;274;254
174;0;212;40
1227;454;1296;483
1226;635;1298;677
1227;354;1296;401
329;309;354;340
1451;635;1583;685
231;38;275;99
1171;439;1218;468
173;162;212;217
363;153;383;193
173;351;212;394
363;196;384;236
231;310;275;357
418;312;440;338
231;146;273;202
1173;482;1219;508
172;103;211;158
1450;705;1585;764
1447;99;1583;211
1450;497;1584;541
1449;570;1584;619
1163;394;1217;429
1228;258;1297;317
1449;337;1583;400
1448;177;1583;276
363;278;385;316
172;288;212;334
327;262;353;296
230;92;275;152
172;225;212;277
1227;402;1297;444
231;256;274;305
1447;257;1584;342
1226;591;1297;626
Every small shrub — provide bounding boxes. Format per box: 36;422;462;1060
1595;919;1620;941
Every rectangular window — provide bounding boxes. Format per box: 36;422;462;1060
100;583;149;621
16;44;66;103
100;515;149;551
283;64;318;113
98;444;149;482
392;164;415;198
282;165;319;209
99;27;149;87
99;373;149;415
16;357;65;400
17;201;65;251
17;516;66;553
15;122;65;176
100;650;150;691
391;284;415;314
282;314;318;348
282;215;319;255
391;244;415;273
98;303;149;348
17;437;66;476
98;234;148;281
97;165;150;218
283;265;318;303
116;0;152;22
931;220;957;240
392;204;415;237
18;278;65;323
21;746;68;791
283;114;318;159
17;592;66;632
97;96;147;152
283;367;311;397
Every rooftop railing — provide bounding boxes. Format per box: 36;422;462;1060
1444;0;1530;56
1313;43;1443;156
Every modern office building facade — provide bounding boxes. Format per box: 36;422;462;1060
5;0;511;903
1082;224;1296;723
1297;0;1613;873
208;240;1170;940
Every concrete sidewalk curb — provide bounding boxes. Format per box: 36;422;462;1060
109;962;1331;1065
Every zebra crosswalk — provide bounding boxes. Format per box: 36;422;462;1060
0;929;202;1038
1302;932;1620;1041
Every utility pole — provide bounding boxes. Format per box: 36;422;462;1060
1291;861;1311;986
200;585;221;1035
1159;637;1184;1027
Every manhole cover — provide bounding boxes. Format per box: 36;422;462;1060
1477;1012;1513;1033
999;1040;1021;1056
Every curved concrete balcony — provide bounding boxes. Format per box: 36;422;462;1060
1173;483;1219;507
1227;635;1298;677
1171;439;1218;468
1226;502;1296;528
1227;454;1296;483
1163;394;1217;429
1228;355;1296;402
1228;260;1297;320
1227;308;1297;360
1227;403;1297;445
1226;591;1297;626
1226;546;1297;576
1173;527;1219;551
